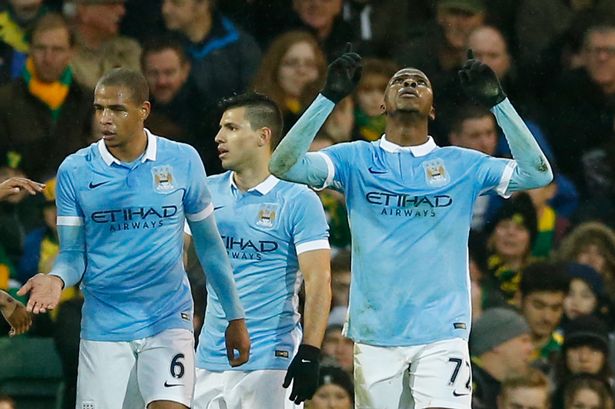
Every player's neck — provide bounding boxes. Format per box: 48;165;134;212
109;130;148;163
385;116;429;147
232;161;271;192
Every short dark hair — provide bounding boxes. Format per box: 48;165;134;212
520;261;570;297
140;34;189;69
450;103;495;134
96;68;149;104
31;12;75;47
218;92;284;149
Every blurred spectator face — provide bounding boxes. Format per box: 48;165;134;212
566;387;602;409
583;29;615;92
498;386;549;409
492;219;531;259
310;384;353;409
278;41;320;98
332;269;351;307
143;48;190;104
449;115;497;155
566;345;606;375
564;278;598;320
309;134;334;151
8;0;43;22
322;326;354;373
356;73;388;116
577;245;607;276
322;326;342;358
495;333;533;377
78;1;125;37
293;0;343;33
162;0;204;33
526;183;557;211
30;26;73;83
324;97;354;142
521;291;565;338
437;7;485;50
0;401;15;409
467;26;511;79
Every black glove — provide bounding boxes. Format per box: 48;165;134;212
458;49;507;107
321;43;362;103
283;344;321;404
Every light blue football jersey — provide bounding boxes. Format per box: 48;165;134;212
55;130;213;341
319;136;514;346
196;172;329;371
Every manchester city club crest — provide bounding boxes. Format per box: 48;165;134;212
423;159;450;187
152;165;174;192
256;204;279;228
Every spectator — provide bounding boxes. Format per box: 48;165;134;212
291;0;354;61
252;30;327;129
320;323;353;376
307;365;354;409
161;0;261;112
470;307;533;409
563;263;612;328
519;261;570;373
328;249;351;326
557;222;615;306
483;192;538;306
496;368;550;409
0;395;15;409
0;12;93;182
141;35;221;175
563;374;614;409
352;58;398;142
553;315;614;409
64;0;141;90
0;0;47;84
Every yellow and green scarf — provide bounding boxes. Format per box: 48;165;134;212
22;57;72;121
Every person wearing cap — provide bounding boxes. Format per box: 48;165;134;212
470;307;533;409
308;366;354;409
563;263;612;327
64;0;141;90
519;262;570;374
552;315;614;409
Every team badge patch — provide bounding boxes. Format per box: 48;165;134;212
152;165;174;192
256;204;279;228
423;159;450;187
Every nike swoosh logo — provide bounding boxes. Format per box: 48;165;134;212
214;206;225;211
88;181;108;189
368;167;388;174
453;391;470;397
164;381;183;388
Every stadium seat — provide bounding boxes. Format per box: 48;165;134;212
0;336;63;409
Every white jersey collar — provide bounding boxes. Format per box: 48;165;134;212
98;128;158;166
380;134;437;157
230;173;280;195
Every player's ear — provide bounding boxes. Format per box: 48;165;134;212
141;101;151;120
258;127;272;147
429;105;436;121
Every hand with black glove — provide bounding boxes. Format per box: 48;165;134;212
458;49;507;108
321;43;362;103
283;344;321;404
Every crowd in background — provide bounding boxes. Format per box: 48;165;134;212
0;0;615;408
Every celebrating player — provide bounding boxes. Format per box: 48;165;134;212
19;68;249;409
269;46;553;409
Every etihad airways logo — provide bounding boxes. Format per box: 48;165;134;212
91;205;178;232
222;236;279;261
365;192;453;218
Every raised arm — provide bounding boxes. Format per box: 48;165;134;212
270;44;362;188
459;49;553;192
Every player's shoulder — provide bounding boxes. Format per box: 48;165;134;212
276;179;320;201
58;141;99;173
155;135;202;164
321;139;373;158
438;145;490;160
206;171;231;188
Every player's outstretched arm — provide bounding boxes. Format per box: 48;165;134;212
188;215;250;367
283;249;331;404
17;224;86;314
269;44;362;188
0;177;45;201
459;49;553;191
0;290;32;336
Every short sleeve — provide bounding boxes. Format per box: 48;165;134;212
291;189;330;255
183;145;214;222
321;142;358;192
475;155;516;198
56;159;84;226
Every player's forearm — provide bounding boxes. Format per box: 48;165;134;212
302;271;332;348
189;217;244;320
492;98;553;191
269;94;335;187
49;225;86;288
